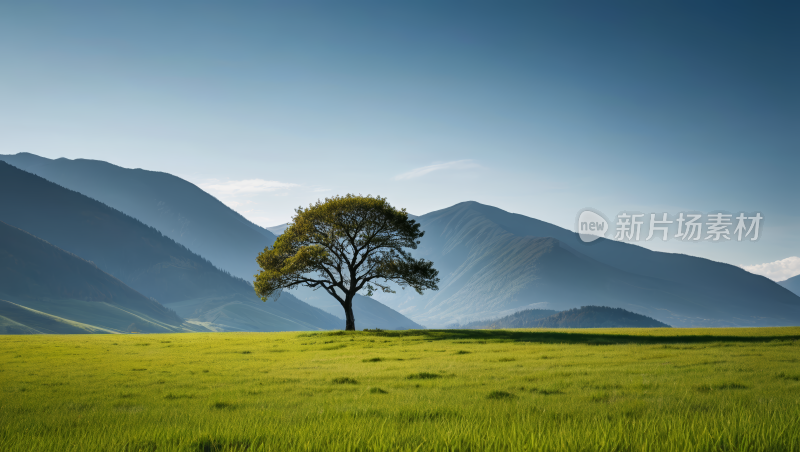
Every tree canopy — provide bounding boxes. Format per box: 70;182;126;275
254;194;439;330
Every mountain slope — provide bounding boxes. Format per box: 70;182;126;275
420;202;799;316
0;161;341;332
371;201;800;327
780;275;800;297
0;153;276;281
0;220;200;333
0;299;119;334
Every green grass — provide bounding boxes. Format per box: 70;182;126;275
1;327;799;451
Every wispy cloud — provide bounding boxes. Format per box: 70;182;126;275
741;256;800;282
394;160;479;180
200;179;299;196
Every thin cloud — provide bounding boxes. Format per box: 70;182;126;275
394;160;479;180
221;199;254;209
741;256;800;282
246;215;280;228
200;179;299;196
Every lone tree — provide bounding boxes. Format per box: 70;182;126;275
254;194;439;331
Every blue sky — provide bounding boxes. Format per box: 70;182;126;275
1;1;797;276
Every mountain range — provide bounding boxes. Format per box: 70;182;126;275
0;157;422;331
368;202;800;327
0;153;276;281
2;153;799;332
0;161;343;332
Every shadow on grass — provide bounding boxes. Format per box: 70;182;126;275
314;329;800;345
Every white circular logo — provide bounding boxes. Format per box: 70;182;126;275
576;209;609;243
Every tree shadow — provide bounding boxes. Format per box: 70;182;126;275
353;329;800;345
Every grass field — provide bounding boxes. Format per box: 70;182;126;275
1;328;799;451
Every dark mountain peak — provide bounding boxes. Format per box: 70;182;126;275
462;306;670;329
536;306;672;328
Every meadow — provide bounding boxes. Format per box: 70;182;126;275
1;328;799;452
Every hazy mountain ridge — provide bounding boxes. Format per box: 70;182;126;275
372;202;800;327
780;275;800;297
439;203;799;317
266;224;290;236
0;161;342;332
0;153;277;281
374;204;687;324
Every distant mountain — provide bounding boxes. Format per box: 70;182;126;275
0;153;276;281
466;306;669;329
780;275;800;297
535;306;671;328
464;306;669;329
0;220;199;334
0;161;341;332
459;309;559;329
370;201;800;327
266;223;290;236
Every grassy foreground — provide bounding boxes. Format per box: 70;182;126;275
1;328;799;452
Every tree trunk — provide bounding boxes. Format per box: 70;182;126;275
343;294;356;331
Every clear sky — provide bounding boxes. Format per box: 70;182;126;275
1;1;798;276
